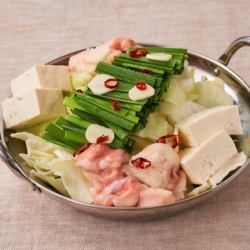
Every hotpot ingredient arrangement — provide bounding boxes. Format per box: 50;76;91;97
1;37;247;207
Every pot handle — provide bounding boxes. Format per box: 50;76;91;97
218;36;250;65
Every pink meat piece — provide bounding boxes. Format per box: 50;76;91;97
125;143;180;190
68;37;136;74
94;176;140;207
173;170;187;200
137;186;176;207
75;143;186;207
68;49;97;74
75;144;129;194
108;37;136;52
104;49;122;63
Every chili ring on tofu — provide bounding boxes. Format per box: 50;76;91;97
2;37;248;207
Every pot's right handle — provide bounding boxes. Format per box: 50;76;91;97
218;36;250;66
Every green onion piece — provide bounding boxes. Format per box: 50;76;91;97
64;130;88;144
96;62;157;86
64;115;92;129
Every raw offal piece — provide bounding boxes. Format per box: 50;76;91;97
125;143;180;190
68;37;136;75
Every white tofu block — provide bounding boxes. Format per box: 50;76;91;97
2;89;66;129
180;130;238;185
11;65;72;96
176;105;243;147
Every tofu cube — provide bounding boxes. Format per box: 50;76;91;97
11;65;72;96
180;130;238;184
177;105;243;147
2;89;66;129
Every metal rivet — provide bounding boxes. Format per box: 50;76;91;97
214;68;220;76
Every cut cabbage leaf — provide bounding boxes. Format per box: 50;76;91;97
159;100;206;125
175;60;195;79
186;183;211;198
173;63;195;93
11;132;74;157
71;72;93;89
20;153;53;173
162;79;186;105
30;169;69;197
11;132;93;203
210;78;225;90
136;112;173;140
177;78;194;94
49;159;93;203
195;81;233;108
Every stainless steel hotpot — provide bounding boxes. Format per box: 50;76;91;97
1;36;250;221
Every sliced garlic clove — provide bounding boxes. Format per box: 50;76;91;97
88;74;117;95
128;84;155;101
146;53;172;61
85;124;114;143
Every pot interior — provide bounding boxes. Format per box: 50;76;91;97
1;49;250;214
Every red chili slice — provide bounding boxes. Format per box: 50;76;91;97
104;78;119;89
73;144;91;157
156;134;182;148
110;99;120;111
140;68;153;75
96;135;109;144
76;89;83;93
131;157;151;169
129;48;148;58
136;82;147;90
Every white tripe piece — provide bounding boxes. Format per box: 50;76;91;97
128;84;155;101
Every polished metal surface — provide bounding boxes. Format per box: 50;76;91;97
0;37;250;221
218;36;250;66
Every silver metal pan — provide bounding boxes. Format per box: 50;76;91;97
1;36;250;221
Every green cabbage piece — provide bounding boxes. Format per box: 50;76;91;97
194;80;233;108
159;100;206;125
30;169;69;197
173;63;195;93
136;112;173;141
70;72;92;89
48;159;93;203
186;183;211;198
11;132;93;203
162;79;186;105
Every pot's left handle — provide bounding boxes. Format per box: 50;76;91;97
218;36;250;66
